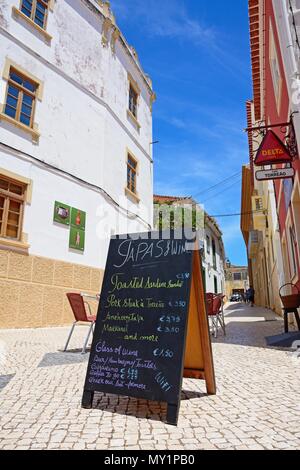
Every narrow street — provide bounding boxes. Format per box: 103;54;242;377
1;0;300;456
0;303;299;451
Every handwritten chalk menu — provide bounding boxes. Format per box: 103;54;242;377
82;231;216;425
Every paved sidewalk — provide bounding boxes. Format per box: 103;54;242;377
0;303;299;450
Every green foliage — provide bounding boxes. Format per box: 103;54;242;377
154;203;204;231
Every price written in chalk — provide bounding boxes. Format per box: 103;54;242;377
153;348;174;359
168;300;186;308
120;368;138;381
157;325;180;334
159;315;181;323
176;273;190;280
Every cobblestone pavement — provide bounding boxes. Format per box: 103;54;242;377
0;303;299;450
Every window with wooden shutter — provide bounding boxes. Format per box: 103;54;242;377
0;176;26;241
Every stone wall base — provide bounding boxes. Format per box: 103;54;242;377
0;249;103;329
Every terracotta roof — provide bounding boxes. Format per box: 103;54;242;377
153;195;192;203
226;265;249;271
246;100;255;174
153;195;223;237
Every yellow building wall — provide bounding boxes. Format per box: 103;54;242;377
225;280;247;300
0;249;104;329
251;249;268;309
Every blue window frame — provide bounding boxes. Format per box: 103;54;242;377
20;0;49;29
4;68;37;128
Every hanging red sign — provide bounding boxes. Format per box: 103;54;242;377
254;130;293;166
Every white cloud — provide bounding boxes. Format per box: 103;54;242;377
182;160;220;182
111;0;216;45
169;117;187;129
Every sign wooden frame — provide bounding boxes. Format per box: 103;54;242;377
82;232;216;426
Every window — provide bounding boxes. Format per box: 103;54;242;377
212;238;217;269
214;276;218;294
127;73;141;129
206;235;210;254
20;0;49;30
202;267;206;291
0;176;26;241
254;197;263;211
4;68;38;128
233;272;242;281
127;154;138;195
129;84;138;118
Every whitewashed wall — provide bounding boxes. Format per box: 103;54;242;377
203;224;225;294
0;0;154;268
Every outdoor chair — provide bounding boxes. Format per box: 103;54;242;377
279;283;300;333
206;293;226;338
219;294;226;331
64;293;97;354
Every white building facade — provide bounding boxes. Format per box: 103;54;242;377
203;214;226;295
153;196;226;295
0;0;155;328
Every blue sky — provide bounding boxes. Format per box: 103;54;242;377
110;0;251;265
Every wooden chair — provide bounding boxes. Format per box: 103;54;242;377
64;293;97;354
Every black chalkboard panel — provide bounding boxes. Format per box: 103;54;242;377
82;230;200;424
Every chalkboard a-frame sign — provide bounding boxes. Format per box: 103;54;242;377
82;230;216;425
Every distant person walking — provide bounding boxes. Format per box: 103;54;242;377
246;287;255;307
